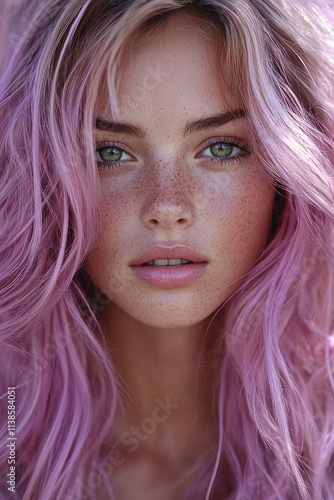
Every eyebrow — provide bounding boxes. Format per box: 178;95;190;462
95;119;145;138
184;109;246;135
95;108;246;138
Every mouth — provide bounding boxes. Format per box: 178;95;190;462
142;259;195;266
130;245;208;288
129;244;208;287
130;244;208;267
131;260;207;288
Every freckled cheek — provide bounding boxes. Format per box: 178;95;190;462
99;182;139;232
203;176;275;255
86;183;138;273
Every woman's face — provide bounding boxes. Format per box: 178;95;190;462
86;15;275;328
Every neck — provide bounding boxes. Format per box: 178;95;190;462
99;302;217;457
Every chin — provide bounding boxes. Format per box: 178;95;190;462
109;299;214;330
136;315;206;329
133;310;210;329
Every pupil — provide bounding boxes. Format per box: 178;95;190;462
100;147;122;162
211;143;233;157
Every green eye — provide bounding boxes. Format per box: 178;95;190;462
95;145;133;166
210;143;233;157
199;140;249;165
98;147;123;162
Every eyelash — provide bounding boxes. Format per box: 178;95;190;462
197;136;250;166
95;137;250;170
95;141;134;170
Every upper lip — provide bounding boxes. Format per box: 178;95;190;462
130;244;208;266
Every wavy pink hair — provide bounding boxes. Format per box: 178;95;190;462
1;0;334;498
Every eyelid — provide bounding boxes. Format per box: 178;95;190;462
95;137;251;167
95;141;136;160
197;136;250;157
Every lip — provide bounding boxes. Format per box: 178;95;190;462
130;244;208;288
130;244;207;266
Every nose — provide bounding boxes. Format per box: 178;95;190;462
140;161;196;230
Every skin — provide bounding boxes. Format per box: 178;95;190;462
86;13;276;499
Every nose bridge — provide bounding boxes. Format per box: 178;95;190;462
148;157;190;199
140;156;196;228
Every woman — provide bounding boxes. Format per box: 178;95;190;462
0;0;333;498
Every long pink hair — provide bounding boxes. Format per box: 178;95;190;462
1;0;334;498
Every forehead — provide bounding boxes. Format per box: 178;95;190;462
96;14;242;121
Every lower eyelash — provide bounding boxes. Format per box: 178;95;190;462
206;152;248;166
208;156;241;165
97;161;123;171
97;156;244;170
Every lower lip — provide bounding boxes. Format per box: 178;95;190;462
130;263;207;288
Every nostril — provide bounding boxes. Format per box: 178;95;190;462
142;201;195;229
